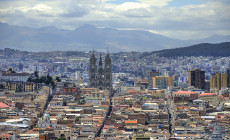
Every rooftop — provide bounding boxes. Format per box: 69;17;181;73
0;102;9;109
125;120;137;124
174;91;197;95
200;93;216;96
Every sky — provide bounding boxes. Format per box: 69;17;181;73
0;0;230;40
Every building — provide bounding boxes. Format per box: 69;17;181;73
152;76;173;89
227;68;230;88
38;113;56;129
0;102;9;118
148;70;159;89
199;93;218;106
188;69;205;89
210;73;227;90
89;51;112;91
1;71;30;82
142;103;158;110
0;81;40;92
174;91;199;103
211;123;225;140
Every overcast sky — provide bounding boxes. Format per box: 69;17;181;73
0;0;230;40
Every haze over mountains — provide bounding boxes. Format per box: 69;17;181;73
0;22;230;52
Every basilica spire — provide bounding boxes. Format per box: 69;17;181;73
97;54;104;90
104;51;112;91
89;50;97;88
89;50;112;91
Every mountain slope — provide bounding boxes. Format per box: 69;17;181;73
0;22;230;52
141;42;230;58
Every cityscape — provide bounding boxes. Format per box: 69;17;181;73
1;0;230;140
0;45;230;139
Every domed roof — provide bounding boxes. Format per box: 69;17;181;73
43;113;50;120
143;103;149;106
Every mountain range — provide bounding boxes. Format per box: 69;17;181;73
0;22;230;52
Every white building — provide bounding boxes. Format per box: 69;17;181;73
142;103;159;110
1;72;30;82
38;113;56;128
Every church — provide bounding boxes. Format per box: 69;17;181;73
89;51;112;90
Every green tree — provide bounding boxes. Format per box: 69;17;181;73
34;71;39;78
56;76;61;82
80;99;86;105
9;68;16;73
75;116;80;123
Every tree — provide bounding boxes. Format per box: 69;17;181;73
27;77;33;82
9;68;16;73
56;76;61;82
75;116;80;123
34;71;39;78
80;99;86;105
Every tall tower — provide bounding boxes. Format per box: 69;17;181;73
104;52;112;90
227;68;230;88
188;68;205;89
89;51;97;88
97;54;104;90
210;73;227;90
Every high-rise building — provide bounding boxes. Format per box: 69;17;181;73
89;51;112;90
227;68;230;88
210;73;227;90
188;68;205;89
148;70;159;89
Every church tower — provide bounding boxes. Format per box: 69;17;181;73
104;51;112;90
89;51;97;88
97;54;104;90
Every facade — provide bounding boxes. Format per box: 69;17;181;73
89;51;112;91
188;69;205;89
152;76;173;89
210;73;227;90
148;70;159;89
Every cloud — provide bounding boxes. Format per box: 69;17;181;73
137;0;172;6
0;0;229;40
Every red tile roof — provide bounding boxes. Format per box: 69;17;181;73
174;91;197;95
0;102;9;109
0;134;11;138
125;120;137;124
200;93;216;96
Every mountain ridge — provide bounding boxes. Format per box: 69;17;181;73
0;22;230;52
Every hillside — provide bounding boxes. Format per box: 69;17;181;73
141;42;230;58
